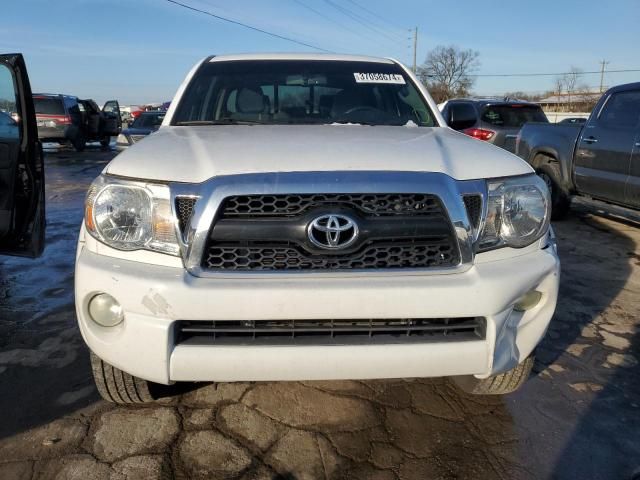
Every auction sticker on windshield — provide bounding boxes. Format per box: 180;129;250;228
353;72;405;84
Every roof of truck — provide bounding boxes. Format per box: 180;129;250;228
207;53;396;64
608;81;640;93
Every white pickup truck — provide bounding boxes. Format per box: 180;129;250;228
75;53;559;404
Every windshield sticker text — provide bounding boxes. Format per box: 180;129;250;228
353;73;406;84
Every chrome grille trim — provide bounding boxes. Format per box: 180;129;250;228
168;171;488;277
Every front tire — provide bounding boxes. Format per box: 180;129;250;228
100;136;111;148
452;354;535;395
72;133;86;152
90;352;157;404
537;162;571;220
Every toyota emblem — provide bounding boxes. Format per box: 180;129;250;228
307;214;359;250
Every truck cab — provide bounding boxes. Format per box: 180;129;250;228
517;82;640;217
573;83;640;208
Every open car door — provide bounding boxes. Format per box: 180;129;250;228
0;53;44;258
101;100;122;137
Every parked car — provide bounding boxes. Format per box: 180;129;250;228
77;53;558;404
559;117;587;124
0;110;19;138
440;98;548;152
517;82;640;218
34;94;122;151
0;54;45;259
120;110;133;124
116;111;165;149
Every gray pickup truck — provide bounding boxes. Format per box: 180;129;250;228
517;82;640;218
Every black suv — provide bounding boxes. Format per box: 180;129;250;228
34;94;122;151
440;98;548;153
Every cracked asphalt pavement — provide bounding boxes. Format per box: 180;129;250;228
0;147;639;480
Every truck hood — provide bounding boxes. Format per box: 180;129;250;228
106;125;533;183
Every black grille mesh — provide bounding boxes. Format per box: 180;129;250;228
463;195;482;229
175;197;197;233
176;317;486;345
203;240;458;271
221;194;442;217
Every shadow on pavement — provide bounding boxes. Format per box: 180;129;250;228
0;149;114;439
548;205;640;479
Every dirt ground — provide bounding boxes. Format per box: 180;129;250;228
0;147;638;480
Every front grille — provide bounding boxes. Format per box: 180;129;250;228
202;193;462;272
204;240;457;271
130;134;147;143
175;317;486;346
175;197;197;233
222;194;442;218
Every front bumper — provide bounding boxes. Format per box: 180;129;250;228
75;242;560;385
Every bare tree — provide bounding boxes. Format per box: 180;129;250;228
418;45;480;103
563;66;583;106
553;77;564;97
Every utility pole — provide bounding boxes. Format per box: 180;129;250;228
599;60;609;93
412;27;418;73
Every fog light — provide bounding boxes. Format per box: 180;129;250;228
514;290;542;312
88;293;124;327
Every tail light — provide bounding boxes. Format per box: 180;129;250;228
463;128;495;141
57;115;72;125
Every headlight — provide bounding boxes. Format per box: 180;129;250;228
85;175;180;256
478;174;550;251
116;134;128;144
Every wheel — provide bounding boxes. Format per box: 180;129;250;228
537;162;571;220
100;136;111;148
452;354;535;395
90;351;157;404
72;134;86;152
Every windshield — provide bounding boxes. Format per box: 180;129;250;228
173;60;437;127
481;105;548;128
131;113;165;129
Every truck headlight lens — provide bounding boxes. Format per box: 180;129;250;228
85;176;180;256
478;175;550;250
92;185;152;249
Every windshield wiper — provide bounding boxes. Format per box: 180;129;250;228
176;119;263;126
330;120;378;126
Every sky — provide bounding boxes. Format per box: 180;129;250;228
2;0;639;105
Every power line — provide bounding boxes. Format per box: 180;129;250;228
322;0;405;45
164;0;332;53
344;0;406;34
291;0;391;49
469;68;640;78
292;0;361;36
